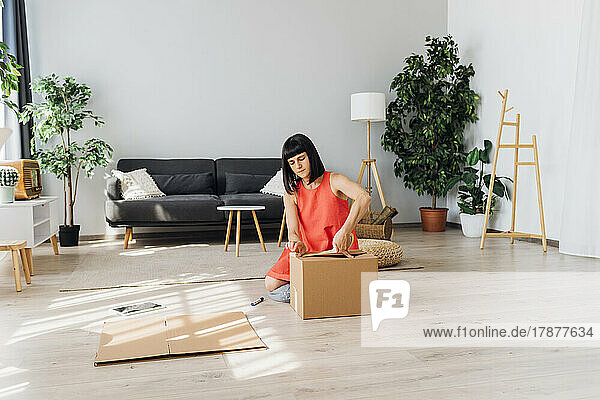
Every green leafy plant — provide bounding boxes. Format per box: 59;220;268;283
447;139;511;215
0;1;23;113
20;74;113;227
382;35;479;208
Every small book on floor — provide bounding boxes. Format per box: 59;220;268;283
113;302;165;315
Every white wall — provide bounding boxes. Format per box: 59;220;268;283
26;0;447;235
448;0;583;240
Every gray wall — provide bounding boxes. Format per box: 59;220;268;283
448;0;582;240
26;0;448;235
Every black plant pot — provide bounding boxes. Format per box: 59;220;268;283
59;225;81;247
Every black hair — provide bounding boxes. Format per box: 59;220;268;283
281;133;325;194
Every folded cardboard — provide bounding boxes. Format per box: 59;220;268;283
290;251;378;319
94;312;266;366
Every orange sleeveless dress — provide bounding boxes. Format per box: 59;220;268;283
266;171;359;281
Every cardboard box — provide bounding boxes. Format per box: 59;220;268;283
290;251;378;319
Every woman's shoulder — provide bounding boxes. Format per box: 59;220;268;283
283;189;298;204
329;171;350;184
328;172;350;200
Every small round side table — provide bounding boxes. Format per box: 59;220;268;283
217;205;267;257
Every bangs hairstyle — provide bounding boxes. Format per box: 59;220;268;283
281;133;325;194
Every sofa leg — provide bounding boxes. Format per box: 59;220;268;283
124;227;133;249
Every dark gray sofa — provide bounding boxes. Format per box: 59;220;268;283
105;158;283;247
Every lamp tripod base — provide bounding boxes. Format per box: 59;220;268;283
356;158;387;218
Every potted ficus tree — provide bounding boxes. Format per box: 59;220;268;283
20;74;113;246
383;35;479;231
447;140;511;237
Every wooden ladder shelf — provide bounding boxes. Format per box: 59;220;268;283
480;89;547;252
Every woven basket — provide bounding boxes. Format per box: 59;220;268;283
355;211;392;240
358;238;403;268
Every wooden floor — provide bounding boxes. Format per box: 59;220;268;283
1;226;599;399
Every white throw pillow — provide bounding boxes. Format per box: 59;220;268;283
112;168;165;200
260;169;284;197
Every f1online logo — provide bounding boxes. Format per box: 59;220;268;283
369;280;410;331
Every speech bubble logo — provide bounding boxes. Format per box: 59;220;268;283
369;280;410;331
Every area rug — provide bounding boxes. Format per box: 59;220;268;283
61;241;282;291
60;238;423;291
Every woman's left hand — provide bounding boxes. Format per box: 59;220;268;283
332;229;353;253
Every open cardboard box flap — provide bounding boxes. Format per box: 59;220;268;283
301;249;367;258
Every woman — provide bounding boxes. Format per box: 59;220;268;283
265;133;371;302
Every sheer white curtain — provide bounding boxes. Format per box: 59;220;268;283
0;9;21;161
560;0;600;258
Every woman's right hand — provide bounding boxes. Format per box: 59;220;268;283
287;240;307;256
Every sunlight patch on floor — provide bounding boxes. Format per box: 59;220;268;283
0;382;29;398
89;240;131;248
119;243;210;257
225;340;299;380
9;281;255;345
0;366;26;379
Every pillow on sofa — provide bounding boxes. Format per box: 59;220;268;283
152;172;214;195
225;172;272;194
111;168;165;200
260;169;284;197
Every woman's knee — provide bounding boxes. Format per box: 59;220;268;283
265;276;287;292
267;282;290;303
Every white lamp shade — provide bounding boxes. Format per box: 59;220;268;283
351;92;386;122
0;128;12;149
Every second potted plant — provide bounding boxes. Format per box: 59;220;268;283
447;140;511;237
20;74;113;246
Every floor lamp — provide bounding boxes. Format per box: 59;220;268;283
351;92;387;214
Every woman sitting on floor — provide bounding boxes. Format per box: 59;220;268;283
265;133;371;302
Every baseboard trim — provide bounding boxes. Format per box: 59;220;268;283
447;222;558;248
80;223;282;241
78;221;558;248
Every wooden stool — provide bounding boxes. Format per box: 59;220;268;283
0;240;33;292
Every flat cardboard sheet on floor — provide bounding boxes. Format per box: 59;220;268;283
94;312;266;366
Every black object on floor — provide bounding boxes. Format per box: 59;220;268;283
113;302;165;315
59;224;80;247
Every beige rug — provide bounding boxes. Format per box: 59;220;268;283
61;241;282;291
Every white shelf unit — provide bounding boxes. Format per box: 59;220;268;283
0;196;59;247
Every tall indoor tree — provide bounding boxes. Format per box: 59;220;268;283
20;74;113;245
382;35;479;231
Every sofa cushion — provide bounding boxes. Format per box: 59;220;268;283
224;172;272;194
117;159;217;193
260;169;284;197
105;194;224;224
105;177;121;200
219;193;284;221
111;168;166;200
152;172;215;195
216;158;281;195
